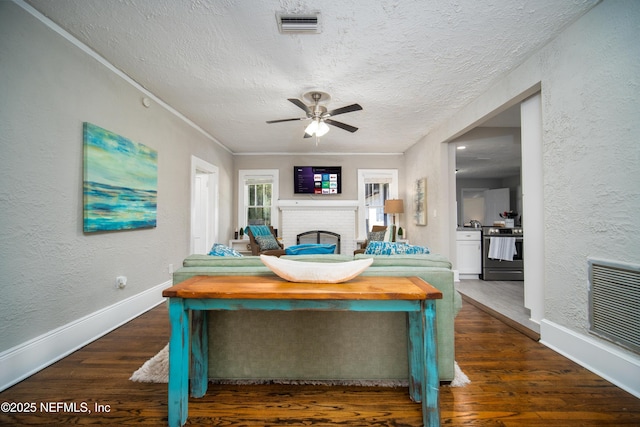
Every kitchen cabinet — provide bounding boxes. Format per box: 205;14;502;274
456;230;482;278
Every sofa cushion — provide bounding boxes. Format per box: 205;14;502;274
255;234;281;251
281;254;354;263
182;254;265;267
285;243;336;255
208;243;243;257
354;253;452;269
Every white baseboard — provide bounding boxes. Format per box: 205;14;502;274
540;319;640;398
0;280;170;392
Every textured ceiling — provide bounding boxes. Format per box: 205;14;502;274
26;0;597;155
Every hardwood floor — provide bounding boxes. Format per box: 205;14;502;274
456;279;541;339
1;302;639;426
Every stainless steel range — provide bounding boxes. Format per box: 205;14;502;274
482;227;524;281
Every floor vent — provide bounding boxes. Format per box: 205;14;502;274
588;258;640;354
276;13;321;33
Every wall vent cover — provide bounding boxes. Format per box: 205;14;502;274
276;12;321;33
588;258;640;354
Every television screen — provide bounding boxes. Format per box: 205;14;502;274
294;166;342;194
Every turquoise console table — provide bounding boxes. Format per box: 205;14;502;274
162;275;442;426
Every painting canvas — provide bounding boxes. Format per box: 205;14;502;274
83;122;157;232
414;178;427;226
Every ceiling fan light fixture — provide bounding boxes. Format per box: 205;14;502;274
305;120;318;135
316;121;330;137
304;119;330;137
267;92;359;139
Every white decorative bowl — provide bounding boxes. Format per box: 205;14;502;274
260;255;373;283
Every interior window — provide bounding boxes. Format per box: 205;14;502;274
357;169;398;239
364;182;390;229
238;169;279;231
247;182;272;225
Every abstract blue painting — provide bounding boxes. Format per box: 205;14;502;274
83;122;157;232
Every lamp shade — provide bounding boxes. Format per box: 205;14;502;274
305;120;318;135
384;199;404;214
316;120;330;136
304;119;330;137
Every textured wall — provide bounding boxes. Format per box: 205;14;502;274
537;0;640;332
234;154;405;242
403;130;452;255
0;2;234;352
406;1;640;348
234;154;405;200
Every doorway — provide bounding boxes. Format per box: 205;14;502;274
451;92;544;328
190;156;219;254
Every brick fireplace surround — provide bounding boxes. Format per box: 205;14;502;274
278;200;359;255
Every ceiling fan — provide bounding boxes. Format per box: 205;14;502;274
266;91;362;138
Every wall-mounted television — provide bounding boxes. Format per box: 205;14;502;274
294;166;342;194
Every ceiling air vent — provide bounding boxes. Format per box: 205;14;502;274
276;12;321;33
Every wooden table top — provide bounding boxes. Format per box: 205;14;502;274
163;275;442;301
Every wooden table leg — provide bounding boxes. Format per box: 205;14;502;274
190;310;208;398
407;311;423;403
422;299;440;426
167;298;189;427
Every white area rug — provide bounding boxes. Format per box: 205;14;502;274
130;344;470;387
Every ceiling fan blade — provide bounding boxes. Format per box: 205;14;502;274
266;117;306;124
288;98;312;114
326;103;363;117
303;132;313;138
325;119;358;133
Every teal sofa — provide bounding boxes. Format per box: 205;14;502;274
172;253;462;382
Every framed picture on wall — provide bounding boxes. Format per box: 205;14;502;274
414;178;427;226
83;122;158;232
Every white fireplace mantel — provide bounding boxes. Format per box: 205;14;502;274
278;199;359;254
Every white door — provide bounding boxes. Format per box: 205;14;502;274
193;173;209;254
191;156;219;255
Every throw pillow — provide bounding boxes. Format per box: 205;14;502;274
364;241;431;255
255;234;281;251
364;241;409;255
285;244;337;255
208;243;243;257
367;230;386;242
404;244;430;254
